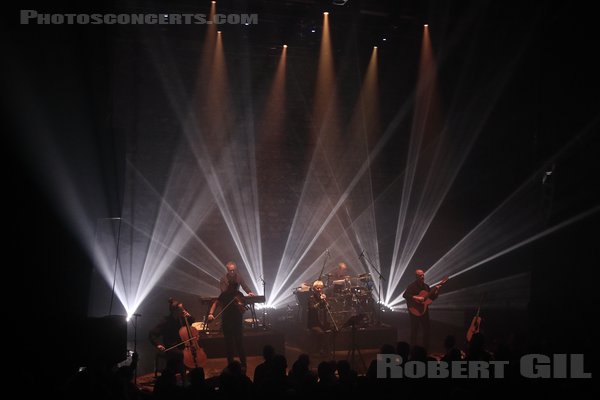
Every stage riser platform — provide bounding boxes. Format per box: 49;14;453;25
195;326;394;359
282;324;397;352
198;330;285;358
330;326;397;350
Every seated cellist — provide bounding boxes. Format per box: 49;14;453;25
149;298;195;380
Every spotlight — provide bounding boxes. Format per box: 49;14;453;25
333;0;349;5
283;44;288;48
126;313;141;321
323;12;329;15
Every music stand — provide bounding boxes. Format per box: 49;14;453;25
342;314;367;372
260;277;268;330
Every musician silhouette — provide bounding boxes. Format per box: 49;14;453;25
329;262;349;280
307;280;331;355
402;269;441;350
149;298;195;378
208;261;254;370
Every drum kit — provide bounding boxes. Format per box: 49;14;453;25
325;273;373;313
293;272;376;327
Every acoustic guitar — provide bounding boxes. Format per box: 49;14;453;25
408;276;449;317
466;293;486;342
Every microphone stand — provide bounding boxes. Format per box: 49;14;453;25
107;217;123;316
317;249;330;281
260;277;267;330
360;250;386;326
131;313;141;385
320;294;339;360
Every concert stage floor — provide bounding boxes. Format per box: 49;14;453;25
197;329;286;358
282;323;398;353
195;324;397;358
328;324;397;350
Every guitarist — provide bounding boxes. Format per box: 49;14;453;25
403;269;442;350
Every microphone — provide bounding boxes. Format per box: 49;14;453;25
359;249;365;258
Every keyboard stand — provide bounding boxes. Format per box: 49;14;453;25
249;303;258;328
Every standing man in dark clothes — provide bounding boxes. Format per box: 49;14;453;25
208;261;255;370
402;269;443;350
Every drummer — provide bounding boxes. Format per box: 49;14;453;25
325;262;350;296
329;262;349;281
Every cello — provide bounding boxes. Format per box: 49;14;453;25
176;303;208;369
